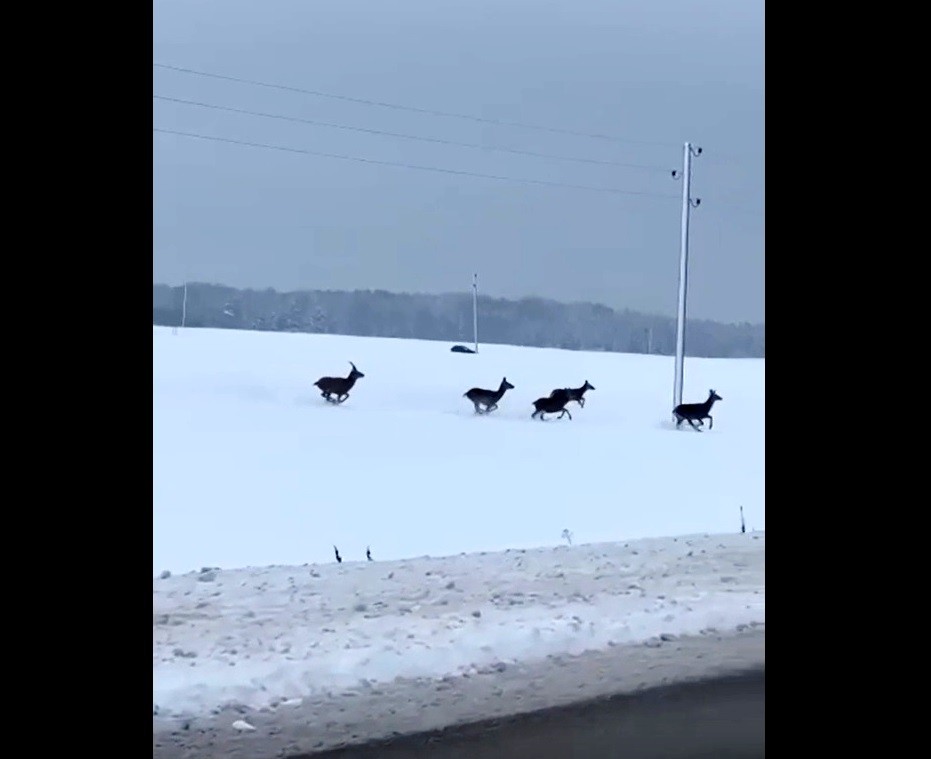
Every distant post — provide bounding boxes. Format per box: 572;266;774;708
181;281;188;330
672;143;702;414
472;273;479;353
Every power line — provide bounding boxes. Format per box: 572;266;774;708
154;94;672;173
153;127;680;200
154;62;682;150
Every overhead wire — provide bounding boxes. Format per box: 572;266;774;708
153;128;681;200
154;94;672;173
154;62;683;149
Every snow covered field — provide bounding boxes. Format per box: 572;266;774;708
153;326;764;575
153;326;764;756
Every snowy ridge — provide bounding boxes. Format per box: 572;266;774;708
153;531;764;719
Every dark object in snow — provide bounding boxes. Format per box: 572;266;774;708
673;389;723;431
334;545;342;563
532;388;572;421
314;362;365;404
740;506;746;534
366;546;372;561
464;377;514;414
451;345;476;353
555;380;595;408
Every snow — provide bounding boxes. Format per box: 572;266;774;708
154;532;764;720
153;326;764;574
153;326;764;731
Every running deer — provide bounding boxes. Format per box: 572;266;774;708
673;389;723;431
463;377;514;414
532;388;572;421
314;362;365;404
553;380;595;407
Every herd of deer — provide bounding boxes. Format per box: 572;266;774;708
313;362;723;430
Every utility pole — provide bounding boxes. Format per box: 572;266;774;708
181;281;188;329
671;143;702;414
472;273;479;353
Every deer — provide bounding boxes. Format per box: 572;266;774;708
314;362;365;404
673;389;723;431
552;380;595;408
463;377;514;414
532;388;572;421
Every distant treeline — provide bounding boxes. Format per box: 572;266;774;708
153;283;764;358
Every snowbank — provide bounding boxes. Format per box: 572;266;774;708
154;531;764;722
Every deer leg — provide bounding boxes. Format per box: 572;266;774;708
675;416;683;427
579;398;585;408
337;394;348;404
687;419;702;431
707;416;713;429
486;403;498;413
564;409;572;420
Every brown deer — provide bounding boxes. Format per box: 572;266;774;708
314;362;365;404
532;388;572;420
464;377;514;414
673;389;722;431
553;380;595;407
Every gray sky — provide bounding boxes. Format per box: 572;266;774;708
153;0;763;324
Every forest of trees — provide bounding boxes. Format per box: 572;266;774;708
153;283;764;359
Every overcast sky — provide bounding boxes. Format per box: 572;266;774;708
153;0;763;324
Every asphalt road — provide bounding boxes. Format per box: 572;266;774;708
300;669;765;759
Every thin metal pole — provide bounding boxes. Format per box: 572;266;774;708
673;143;698;413
472;273;479;353
181;281;188;329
